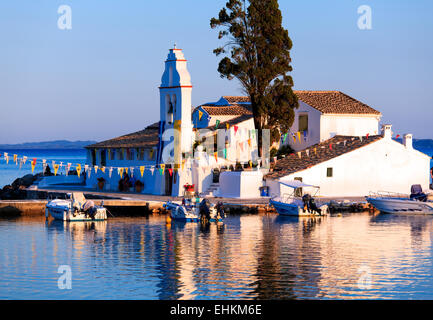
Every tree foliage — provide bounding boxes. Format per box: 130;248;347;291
210;0;298;144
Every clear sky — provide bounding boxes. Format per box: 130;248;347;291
1;0;432;144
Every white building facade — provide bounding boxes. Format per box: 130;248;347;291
266;125;431;198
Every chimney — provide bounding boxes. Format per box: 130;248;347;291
381;124;392;139
403;134;413;149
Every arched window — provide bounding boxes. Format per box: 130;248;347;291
169;66;173;87
171;94;177;115
166;94;173;124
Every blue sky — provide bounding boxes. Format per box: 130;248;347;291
0;0;432;143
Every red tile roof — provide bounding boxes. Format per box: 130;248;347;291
86;122;159;149
201;105;252;116
266;135;383;179
201;91;381;116
294;91;381;115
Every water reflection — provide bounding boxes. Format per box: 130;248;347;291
1;213;433;299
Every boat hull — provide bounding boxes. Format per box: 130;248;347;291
366;197;433;215
270;199;327;217
46;200;107;221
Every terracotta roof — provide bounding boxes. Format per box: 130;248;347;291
222;96;251;103
266;135;383;179
294;91;381;115
201;91;381;116
86;122;159;149
201;105;252;116
205;114;253;130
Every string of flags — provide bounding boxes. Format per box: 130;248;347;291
1;150;261;180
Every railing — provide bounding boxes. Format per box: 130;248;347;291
368;191;409;199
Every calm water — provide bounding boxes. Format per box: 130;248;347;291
1;213;433;300
0;149;87;188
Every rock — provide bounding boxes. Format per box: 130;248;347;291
21;174;36;187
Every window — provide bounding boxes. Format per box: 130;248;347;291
91;149;96;166
327;167;333;177
298;114;308;133
138;149;144;161
109;149;115;161
119;149;124;160
101;150;106;167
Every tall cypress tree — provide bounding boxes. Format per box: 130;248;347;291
211;0;298;148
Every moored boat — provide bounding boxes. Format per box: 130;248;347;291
164;201;200;222
45;192;107;221
366;185;433;214
270;180;328;217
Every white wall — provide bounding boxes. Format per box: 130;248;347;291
219;170;263;198
267;137;430;197
38;175;84;188
320;114;380;141
284;101;322;152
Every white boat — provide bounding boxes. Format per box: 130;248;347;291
164;199;224;222
270;180;328;217
366;185;433;214
164;201;200;222
45;192;107;221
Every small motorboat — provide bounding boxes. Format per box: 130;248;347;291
270;180;328;217
45;192;108;221
164;200;200;222
164;198;225;223
366;184;433;214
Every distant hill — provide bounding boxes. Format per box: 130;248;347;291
0;140;97;150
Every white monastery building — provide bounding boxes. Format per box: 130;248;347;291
84;47;430;198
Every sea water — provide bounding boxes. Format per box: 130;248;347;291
0;149;87;188
1;213;433;300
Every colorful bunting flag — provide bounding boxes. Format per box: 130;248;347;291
140;166;145;178
54;164;59;176
198;110;203;120
215;120;220;129
31;158;36;173
76;164;82;178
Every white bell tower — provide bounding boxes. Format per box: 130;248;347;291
159;45;193;155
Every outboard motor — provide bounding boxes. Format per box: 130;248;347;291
199;199;211;221
83;200;97;220
302;194;312;212
410;184;427;202
216;202;225;219
309;197;322;215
